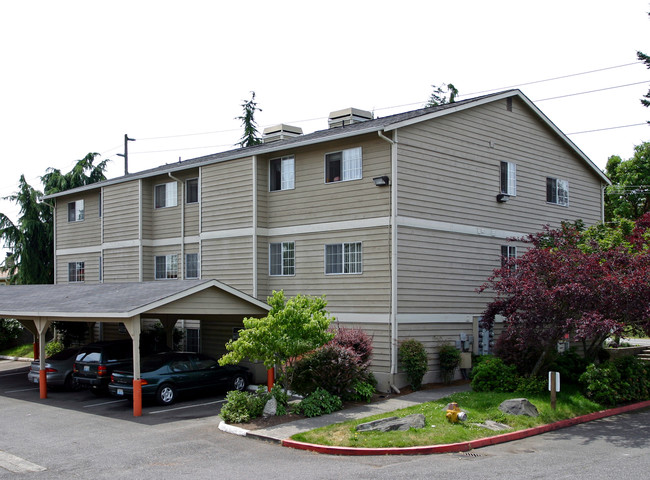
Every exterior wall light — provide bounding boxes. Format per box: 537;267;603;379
496;193;509;203
373;176;390;186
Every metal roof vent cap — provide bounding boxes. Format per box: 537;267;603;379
328;108;373;129
262;124;303;143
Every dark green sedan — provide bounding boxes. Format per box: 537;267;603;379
108;352;250;406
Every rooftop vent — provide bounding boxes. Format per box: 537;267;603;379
328;108;373;129
262;124;303;143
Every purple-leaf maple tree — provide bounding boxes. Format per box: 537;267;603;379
478;213;650;376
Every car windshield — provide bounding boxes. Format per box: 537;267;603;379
49;348;77;361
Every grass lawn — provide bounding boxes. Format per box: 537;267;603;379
0;344;34;358
291;387;604;448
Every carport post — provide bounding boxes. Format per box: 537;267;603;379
33;318;51;399
125;315;143;417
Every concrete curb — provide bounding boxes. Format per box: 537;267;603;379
0;355;32;362
278;400;650;456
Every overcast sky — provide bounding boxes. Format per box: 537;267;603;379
1;1;649;257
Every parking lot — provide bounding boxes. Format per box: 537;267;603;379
0;358;230;426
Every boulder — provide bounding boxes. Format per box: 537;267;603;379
356;414;426;432
263;397;277;417
498;398;539;417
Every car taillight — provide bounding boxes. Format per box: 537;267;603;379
73;363;78;373
44;368;57;373
111;374;115;382
140;379;148;386
98;365;107;377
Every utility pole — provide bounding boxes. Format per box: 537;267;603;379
117;134;136;175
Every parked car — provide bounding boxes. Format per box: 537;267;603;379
27;348;79;390
108;351;250;406
73;339;168;395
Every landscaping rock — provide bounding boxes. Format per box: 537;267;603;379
263;397;277;417
498;398;539;417
472;420;511;431
356;414;425;432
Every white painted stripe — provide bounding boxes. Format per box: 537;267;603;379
101;239;140;250
5;388;38;393
332;313;390;324
149;399;225;414
261;217;390;237
397;216;524;240
397;314;475;324
0;451;46;473
83;399;129;408
56;245;102;256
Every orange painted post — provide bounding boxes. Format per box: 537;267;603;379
39;370;47;399
267;367;274;392
133;379;143;417
33;342;39;360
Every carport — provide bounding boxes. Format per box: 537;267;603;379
0;279;269;416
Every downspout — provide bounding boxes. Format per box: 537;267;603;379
42;200;56;284
198;167;203;278
378;130;398;387
252;156;258;298
601;183;606;223
100;187;104;283
168;173;184;279
138;180;143;282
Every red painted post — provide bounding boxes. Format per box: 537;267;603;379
33;342;39;360
267;367;274;392
39;370;47;399
133;379;142;417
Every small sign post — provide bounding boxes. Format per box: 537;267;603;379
548;371;560;410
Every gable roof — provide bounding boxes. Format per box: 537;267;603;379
44;89;609;200
0;279;269;319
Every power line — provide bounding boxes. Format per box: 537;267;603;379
534;80;650;102
568;123;648;135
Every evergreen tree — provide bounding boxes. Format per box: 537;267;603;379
236;91;262;147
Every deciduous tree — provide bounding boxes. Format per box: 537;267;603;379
605;142;650;221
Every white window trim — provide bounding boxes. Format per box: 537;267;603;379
154;254;178;280
67;200;85;222
154;182;178;209
324;147;362;184
269;242;295;276
500;161;517;196
324;241;363;275
269;156;295;192
547;177;569;207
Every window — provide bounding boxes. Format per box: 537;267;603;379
269;156;295;191
68;262;85;282
67;200;84;222
185;253;199;279
184;328;200;352
186;178;198;204
269;242;295;276
501;245;517;270
500;161;517;196
154;182;178;209
98;193;102;217
155;254;178;279
546;177;569;206
325;242;362;274
325;147;362;183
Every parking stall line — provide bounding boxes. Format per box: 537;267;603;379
5;387;39;393
149;399;226;415
0;451;46;473
83;399;130;408
0;371;30;378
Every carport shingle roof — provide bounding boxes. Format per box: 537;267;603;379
0;279;268;319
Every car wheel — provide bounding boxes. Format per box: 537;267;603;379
232;374;247;392
156;383;176;405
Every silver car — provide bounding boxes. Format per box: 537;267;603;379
28;348;79;389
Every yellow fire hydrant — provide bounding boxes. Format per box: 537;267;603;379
445;402;467;423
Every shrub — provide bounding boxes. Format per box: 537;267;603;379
0;319;22;350
346;379;376;403
470;356;518;392
580;356;650;406
547;348;589;385
516;375;547;395
438;345;461;384
294;388;342;418
45;341;64;357
328;326;373;366
289;344;363;397
399;339;428;390
219;387;270;423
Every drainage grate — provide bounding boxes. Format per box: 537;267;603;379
459;452;485;458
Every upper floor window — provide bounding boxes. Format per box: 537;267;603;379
270;156;295;191
269;242;295;276
67;200;84;222
325;242;362;274
546;177;569;206
500;161;517;196
68;262;85;282
186;178;199;204
154;182;178;209
501;245;517;270
155;254;178;280
185;253;199;279
325;147;362;183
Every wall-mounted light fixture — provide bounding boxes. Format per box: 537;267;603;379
496;193;510;203
373;176;390;186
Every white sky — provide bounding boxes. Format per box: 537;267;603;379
1;0;649;257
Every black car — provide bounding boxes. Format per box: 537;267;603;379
108;352;250;406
